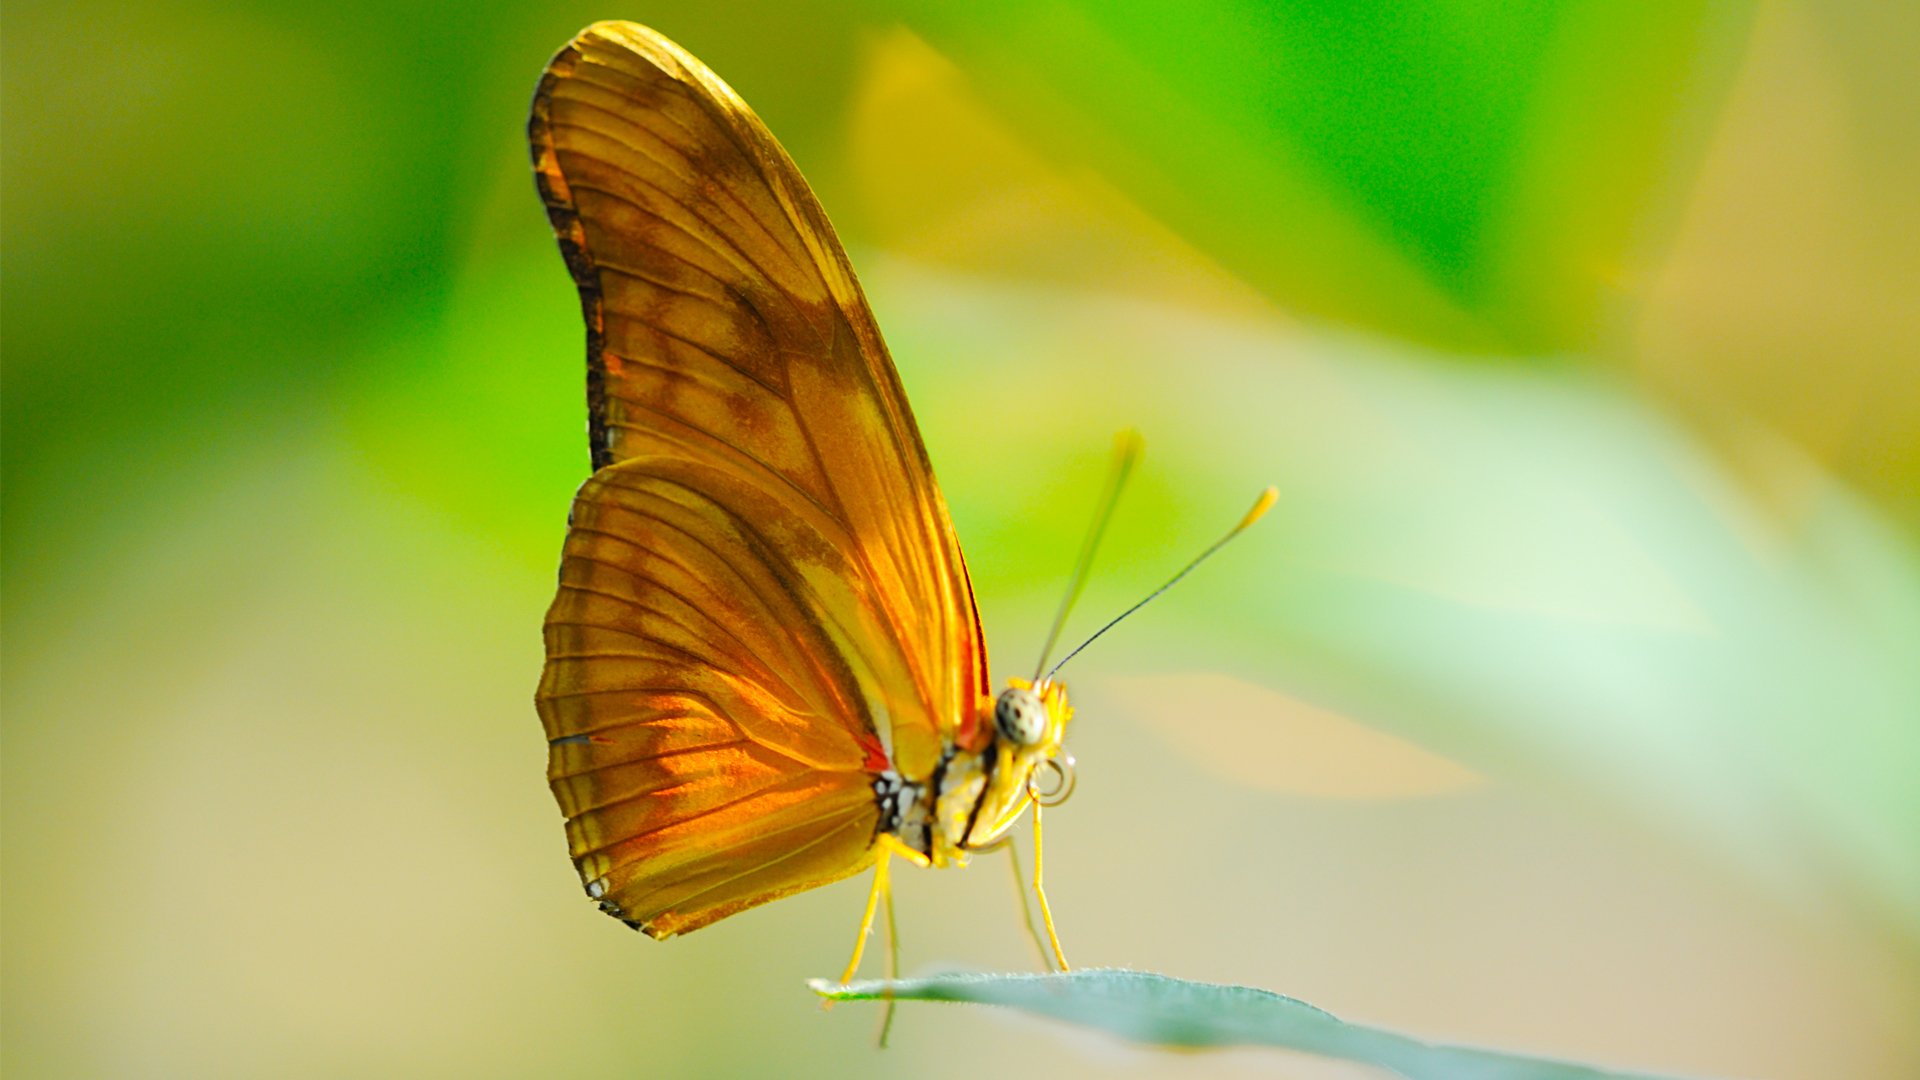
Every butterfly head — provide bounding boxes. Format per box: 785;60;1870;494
988;676;1075;816
928;677;1073;864
1004;678;1077;810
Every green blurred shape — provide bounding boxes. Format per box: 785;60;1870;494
812;970;1674;1079
0;0;516;617
892;0;1754;352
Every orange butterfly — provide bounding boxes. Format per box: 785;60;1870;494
529;21;1268;982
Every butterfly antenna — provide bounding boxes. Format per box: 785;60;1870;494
1043;486;1278;685
1032;430;1146;683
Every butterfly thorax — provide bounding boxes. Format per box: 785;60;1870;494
876;679;1072;868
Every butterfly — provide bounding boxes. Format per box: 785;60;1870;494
529;21;1270;982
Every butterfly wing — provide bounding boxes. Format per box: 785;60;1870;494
531;21;988;936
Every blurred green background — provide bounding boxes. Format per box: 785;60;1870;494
5;1;1917;1077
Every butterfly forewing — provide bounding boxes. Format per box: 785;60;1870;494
532;21;988;935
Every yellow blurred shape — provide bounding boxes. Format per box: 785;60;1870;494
1630;1;1920;528
847;29;1275;320
1109;672;1481;799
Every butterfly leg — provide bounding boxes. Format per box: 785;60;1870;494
877;854;900;1047
884;852;900;984
1031;803;1071;971
988;836;1052;970
837;850;891;986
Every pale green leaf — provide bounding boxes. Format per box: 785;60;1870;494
810;970;1685;1079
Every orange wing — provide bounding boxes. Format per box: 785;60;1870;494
530;22;988;936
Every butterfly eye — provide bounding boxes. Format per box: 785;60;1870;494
994;687;1049;747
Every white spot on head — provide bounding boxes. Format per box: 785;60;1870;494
995;687;1048;747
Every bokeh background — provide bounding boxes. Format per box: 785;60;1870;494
5;1;1916;1077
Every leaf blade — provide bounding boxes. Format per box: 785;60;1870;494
809;969;1688;1080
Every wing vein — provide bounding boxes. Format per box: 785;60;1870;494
575;768;870;865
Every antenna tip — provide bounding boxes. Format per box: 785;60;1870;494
1238;486;1279;531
